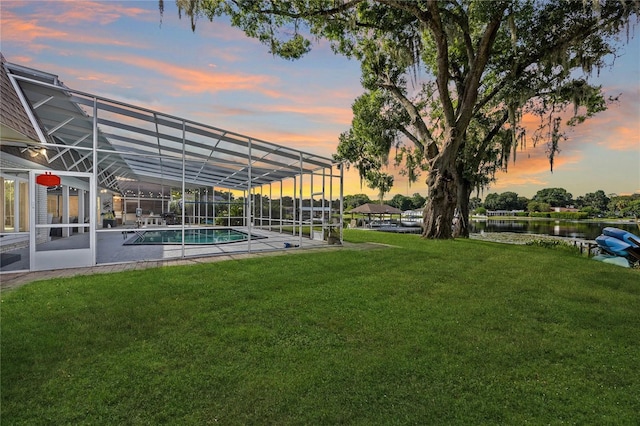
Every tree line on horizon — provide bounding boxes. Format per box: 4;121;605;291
151;187;638;221
347;188;640;219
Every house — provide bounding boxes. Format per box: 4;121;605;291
552;206;579;213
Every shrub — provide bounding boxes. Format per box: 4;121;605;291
549;212;589;220
525;238;581;255
529;212;551;218
526;239;561;248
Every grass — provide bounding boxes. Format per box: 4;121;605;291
2;230;639;424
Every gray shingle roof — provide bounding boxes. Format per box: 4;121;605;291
349;203;402;214
0;53;40;142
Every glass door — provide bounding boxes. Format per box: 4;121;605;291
0;170;30;272
30;170;95;271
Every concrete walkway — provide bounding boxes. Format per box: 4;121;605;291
0;241;386;292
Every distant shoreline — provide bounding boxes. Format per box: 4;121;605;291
470;215;639;225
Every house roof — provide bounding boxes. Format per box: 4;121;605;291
1;55;98;174
1;58;339;197
348;203;403;215
0;54;40;143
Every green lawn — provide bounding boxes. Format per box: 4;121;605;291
2;230;639;424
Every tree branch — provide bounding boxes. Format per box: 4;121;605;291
378;0;431;22
379;79;435;155
456;9;506;136
397;126;422;148
476;5;630;112
426;0;456;127
443;2;475;68
249;0;365;19
480;110;510;156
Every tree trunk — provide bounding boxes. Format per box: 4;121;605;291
452;158;473;238
455;177;472;238
422;161;457;239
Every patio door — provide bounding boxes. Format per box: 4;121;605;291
30;170;95;271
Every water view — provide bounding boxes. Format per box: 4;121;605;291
469;219;639;240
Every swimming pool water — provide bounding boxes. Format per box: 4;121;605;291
124;228;262;245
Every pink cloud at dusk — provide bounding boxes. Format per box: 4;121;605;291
67;71;133;90
517;88;639;151
603;126;640;151
2;55;33;65
492;150;584;188
28;0;150;26
90;53;279;98
0;10;68;44
243;129;342;156
586;105;640;151
560;100;640;148
260;104;353;127
0;9;143;49
202;46;247;65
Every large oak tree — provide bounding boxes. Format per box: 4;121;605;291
165;0;638;238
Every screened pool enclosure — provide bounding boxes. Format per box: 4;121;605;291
1;59;343;273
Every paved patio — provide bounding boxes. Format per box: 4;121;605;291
1;231;384;291
1;226;325;272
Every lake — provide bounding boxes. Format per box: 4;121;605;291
469;218;639;240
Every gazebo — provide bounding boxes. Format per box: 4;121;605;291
348;203;402;227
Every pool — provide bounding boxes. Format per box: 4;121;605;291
124;228;264;245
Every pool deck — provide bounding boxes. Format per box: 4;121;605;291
1;226;324;272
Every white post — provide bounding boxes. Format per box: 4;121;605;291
269;183;272;231
247;138;252;252
62;185;70;237
292;177;297;237
78;189;85;233
299;153;303;247
181;121;186;258
339;163;344;243
279;181;283;234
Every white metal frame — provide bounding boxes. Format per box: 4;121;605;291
29;170;95;271
2;60;344;272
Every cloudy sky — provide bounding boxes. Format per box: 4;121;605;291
1;0;638;199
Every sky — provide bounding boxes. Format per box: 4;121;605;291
1;0;639;200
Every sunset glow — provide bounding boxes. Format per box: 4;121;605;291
1;0;638;199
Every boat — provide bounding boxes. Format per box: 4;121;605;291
401;209;423;227
602;227;640;248
592;254;633;268
594;227;640;267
